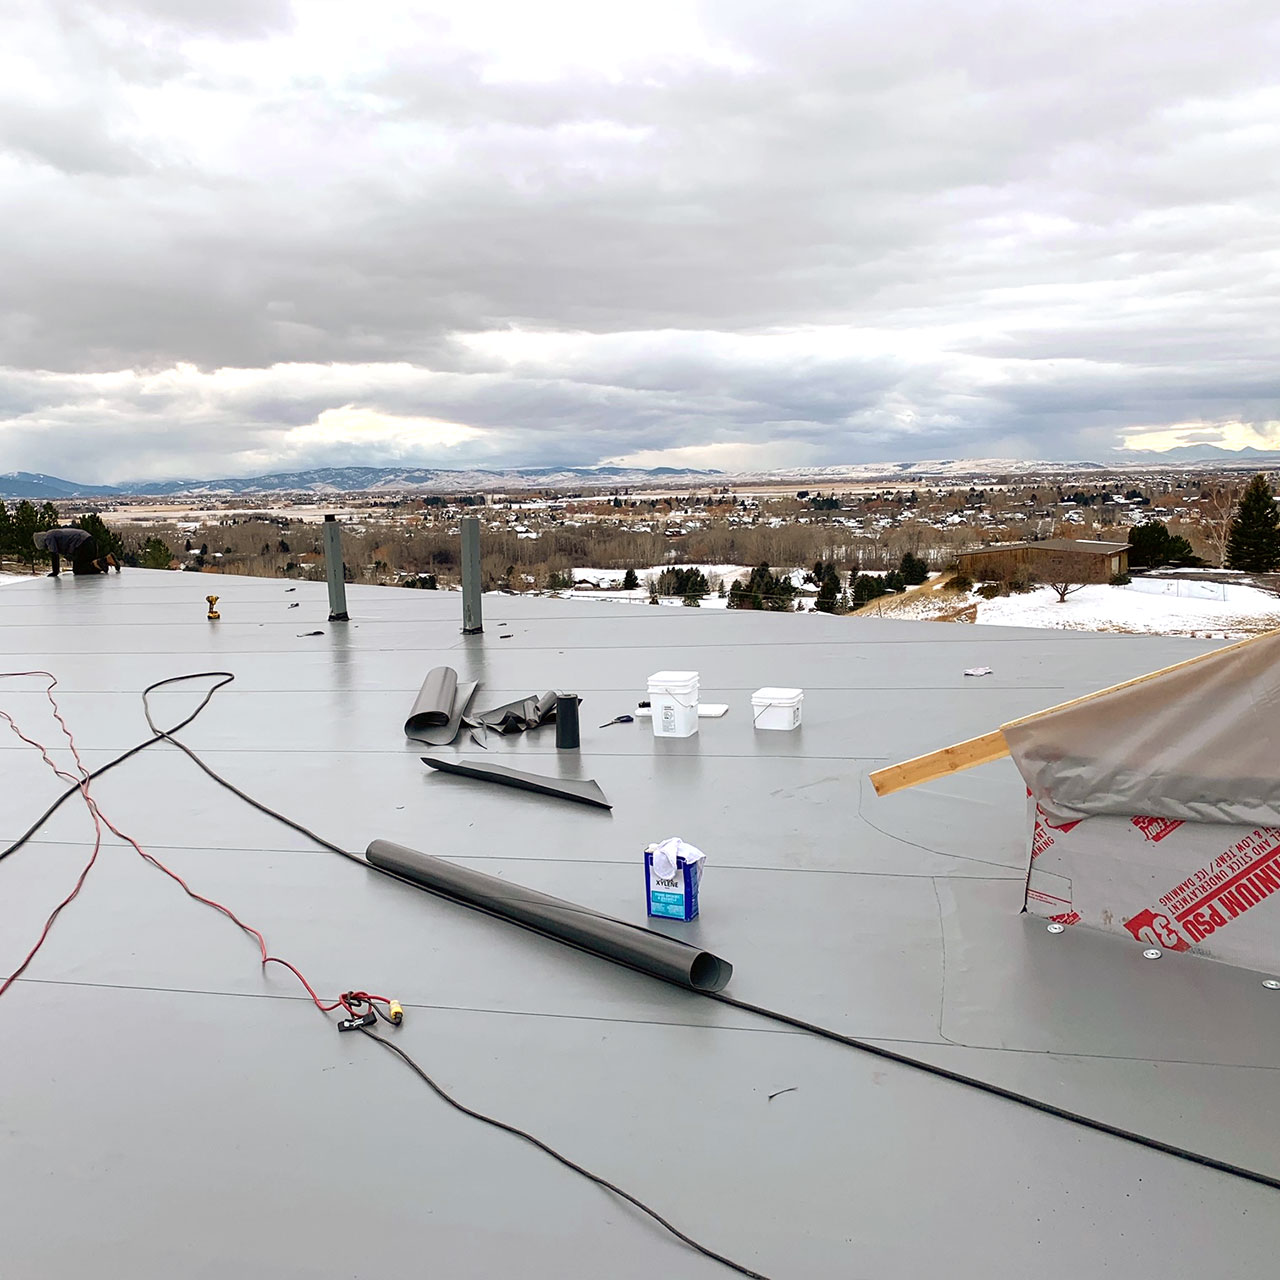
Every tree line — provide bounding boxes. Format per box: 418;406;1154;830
1127;474;1278;573
722;553;930;612
0;503;167;571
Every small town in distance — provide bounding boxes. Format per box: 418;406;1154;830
2;457;1277;639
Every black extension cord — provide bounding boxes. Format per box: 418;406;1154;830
5;671;1279;1259
358;1026;772;1279
2;673;773;1279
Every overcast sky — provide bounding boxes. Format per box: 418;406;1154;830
2;0;1278;482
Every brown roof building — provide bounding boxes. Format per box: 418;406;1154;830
957;538;1129;583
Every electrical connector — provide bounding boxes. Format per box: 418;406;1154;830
388;1000;403;1025
337;1011;377;1033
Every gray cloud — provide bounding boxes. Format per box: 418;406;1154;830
1;0;1278;479
0;100;153;175
78;0;295;38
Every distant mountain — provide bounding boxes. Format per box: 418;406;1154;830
3;450;1276;501
739;458;1107;482
121;465;727;496
1111;445;1280;465
0;465;727;499
0;471;122;500
743;450;1280;482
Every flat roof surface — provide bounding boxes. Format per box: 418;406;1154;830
2;571;1279;1278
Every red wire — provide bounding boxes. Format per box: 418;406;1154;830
0;674;106;1001
0;671;376;1018
0;826;102;1000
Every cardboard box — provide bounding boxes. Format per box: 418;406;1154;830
1024;795;1280;972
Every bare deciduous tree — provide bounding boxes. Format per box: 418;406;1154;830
1046;578;1087;603
1201;483;1241;568
1033;553;1089;603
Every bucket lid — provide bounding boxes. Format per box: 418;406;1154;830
752;686;803;702
648;670;699;685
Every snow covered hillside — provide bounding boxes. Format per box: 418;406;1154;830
974;581;1280;638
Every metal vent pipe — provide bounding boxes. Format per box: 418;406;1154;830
322;514;349;622
461;515;483;634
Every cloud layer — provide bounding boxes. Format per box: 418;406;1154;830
2;0;1278;481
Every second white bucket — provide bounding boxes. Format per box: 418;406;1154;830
648;670;700;738
752;686;804;730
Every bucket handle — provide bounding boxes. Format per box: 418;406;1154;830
653;689;699;709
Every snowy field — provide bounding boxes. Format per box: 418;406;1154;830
564;564;833;610
974;582;1280;638
568;564;744;610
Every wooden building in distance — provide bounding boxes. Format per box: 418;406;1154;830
956;538;1129;583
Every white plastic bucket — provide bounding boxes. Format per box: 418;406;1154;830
751;686;803;731
648;670;700;738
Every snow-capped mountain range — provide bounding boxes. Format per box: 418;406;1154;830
1;447;1277;500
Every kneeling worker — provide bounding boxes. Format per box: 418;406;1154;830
34;528;120;576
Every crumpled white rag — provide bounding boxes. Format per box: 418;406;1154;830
646;836;706;879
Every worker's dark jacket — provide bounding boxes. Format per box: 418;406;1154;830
43;528;93;556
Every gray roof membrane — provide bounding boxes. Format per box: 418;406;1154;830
1;571;1279;1278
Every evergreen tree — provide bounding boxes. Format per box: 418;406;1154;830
13;501;41;569
656;567;709;600
899;551;929;585
1226;474;1280;572
727;563;794;611
73;513;125;561
0;502;13;556
622;567;639;591
138;536;173;570
1128;518;1201;568
814;565;842;613
1128;520;1172;568
849;573;883;608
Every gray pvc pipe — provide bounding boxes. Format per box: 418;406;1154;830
366;839;733;992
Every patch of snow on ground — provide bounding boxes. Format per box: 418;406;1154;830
571;564;750;588
566;563;820;610
975;582;1280;638
567;563;748;610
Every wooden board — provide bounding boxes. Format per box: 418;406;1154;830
868;729;1009;797
869;626;1280;798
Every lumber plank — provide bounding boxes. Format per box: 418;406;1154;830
870;729;1008;796
869;625;1280;798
